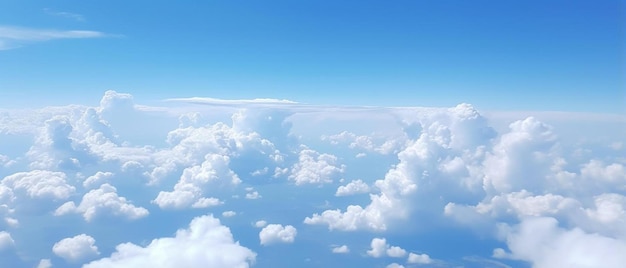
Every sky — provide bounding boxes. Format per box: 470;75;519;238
1;2;626;268
0;0;625;112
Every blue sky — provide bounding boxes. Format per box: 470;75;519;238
1;0;624;112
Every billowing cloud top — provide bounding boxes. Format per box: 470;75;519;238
0;91;624;268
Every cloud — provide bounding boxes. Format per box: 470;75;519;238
254;220;268;228
331;245;350;253
366;238;406;258
43;8;85;21
2;170;75;200
222;211;236;217
245;191;261;199
52;234;99;262
54;183;148;222
259;224;297;245
36;259;52;268
0;25;110;50
153;154;240;209
165;97;298;106
495;217;626;268
83;171;114;188
407;252;432;264
335;179;370;196
386;263;405;268
0;231;14;250
83;214;256;268
288;147;345;185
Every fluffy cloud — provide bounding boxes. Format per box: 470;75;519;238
331;245;349;253
366;238;406;258
36;259;52;268
385;263;404;268
83;214;256;268
322;131;402;155
83;171;114;188
305;104;496;231
2;170;75;200
52;234;99;262
55;183;148;222
254;220;268;228
495;217;626;268
0;231;14;250
222;211;236;217
288;147;345;185
153;154;239;209
407;252;432;264
259;224;297;245
335;179;370;196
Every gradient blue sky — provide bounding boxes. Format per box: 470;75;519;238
0;0;624;112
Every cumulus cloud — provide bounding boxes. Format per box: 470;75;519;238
0;231;14;250
52;234;99;262
83;214;256;268
2;170;74;200
254;220;268;228
335;179;370;196
36;259;52;268
259;224;297;245
54;183;148;222
83;171;114;188
407;252;432;264
495;217;626;268
331;245;350;253
386;263;405;268
288;147;345;185
366;238;406;258
153;154;239;209
222;211;236;217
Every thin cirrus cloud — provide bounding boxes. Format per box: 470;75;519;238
43;8;85;22
0;25;113;50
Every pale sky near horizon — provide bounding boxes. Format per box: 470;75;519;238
0;0;624;113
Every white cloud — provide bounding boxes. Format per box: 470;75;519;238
83;214;256;268
83;172;114;188
335;179;370;196
166;97;298;105
386;263;405;268
153;154;240;209
407;252;432;264
366;238;406;258
2;170;75;200
222;211;236;218
54;183;148;222
259;224;297;245
482;117;557;194
0;25;109;50
0;231;14;250
36;259;52;268
43;8;85;21
386;246;407;258
289;147;345;185
191;197;223;208
52;234;99;262
254;220;268;228
245;191;261;200
331;245;350;253
495;217;626;268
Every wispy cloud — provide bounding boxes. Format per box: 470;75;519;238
0;25;111;50
43;8;85;21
